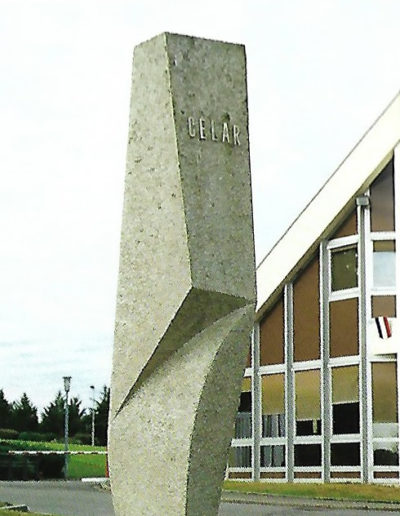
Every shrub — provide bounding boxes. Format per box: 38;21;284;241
0;429;18;440
0;440;63;480
19;431;57;442
71;433;92;445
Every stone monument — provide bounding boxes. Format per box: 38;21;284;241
109;33;256;515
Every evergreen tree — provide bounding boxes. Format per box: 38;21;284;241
11;393;39;432
94;385;110;446
40;391;65;437
0;389;12;428
68;396;86;436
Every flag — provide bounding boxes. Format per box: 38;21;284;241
375;317;392;339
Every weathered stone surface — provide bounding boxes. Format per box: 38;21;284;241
109;32;256;516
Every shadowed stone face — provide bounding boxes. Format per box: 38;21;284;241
109;33;256;516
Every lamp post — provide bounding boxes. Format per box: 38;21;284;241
63;376;71;480
90;385;95;447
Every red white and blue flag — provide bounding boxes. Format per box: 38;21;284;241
375;317;392;339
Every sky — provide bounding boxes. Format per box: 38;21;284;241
1;0;400;416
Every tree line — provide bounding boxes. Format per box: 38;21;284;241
0;386;110;446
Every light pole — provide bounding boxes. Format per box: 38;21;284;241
90;385;95;447
63;376;71;480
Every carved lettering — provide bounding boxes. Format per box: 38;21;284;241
222;123;230;143
233;125;240;146
199;118;206;140
186;116;242;146
188;117;196;138
211;120;218;141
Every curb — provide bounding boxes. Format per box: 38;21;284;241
221;490;400;512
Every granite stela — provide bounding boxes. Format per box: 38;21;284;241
108;33;256;515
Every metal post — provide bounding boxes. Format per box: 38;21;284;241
63;376;71;480
90;385;95;447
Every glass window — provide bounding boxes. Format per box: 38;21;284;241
331;443;360;466
295;370;321;436
293;255;320;362
372;362;398;437
229;446;252;468
331;245;358;292
262;374;285;438
235;377;252;438
372;295;396;318
261;446;285;467
332;366;359;434
260;296;284;366
329;298;359;357
294;444;321;466
373;241;396;288
370;159;395;232
374;441;399;465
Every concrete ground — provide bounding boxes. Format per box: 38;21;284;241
0;481;400;515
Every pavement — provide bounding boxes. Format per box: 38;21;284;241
1;481;400;515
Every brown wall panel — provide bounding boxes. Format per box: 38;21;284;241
329;298;359;357
370;159;395;232
260;472;285;479
228;472;252;479
331;472;360;479
333;210;357;239
372;295;396;317
293;255;320;361
260;296;284;366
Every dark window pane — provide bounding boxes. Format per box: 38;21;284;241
262;413;285;438
374;442;399;465
331;443;360;466
234;412;252;439
372;295;396;318
333;402;360;434
370;159;395;232
331;246;358;291
329;298;359;357
294;444;321;466
260;296;284;365
238;391;251;413
261;445;285;467
229;446;252;467
296;419;321;436
293;255;320;361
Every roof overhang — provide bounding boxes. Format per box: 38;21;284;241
256;91;400;320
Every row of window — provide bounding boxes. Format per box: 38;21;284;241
236;362;398;439
230;441;399;468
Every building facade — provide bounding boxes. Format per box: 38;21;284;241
228;93;400;484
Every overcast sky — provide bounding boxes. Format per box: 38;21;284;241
1;0;400;415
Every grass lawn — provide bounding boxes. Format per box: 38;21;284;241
1;440;107;480
223;480;400;503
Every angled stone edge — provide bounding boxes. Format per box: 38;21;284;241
113;289;253;420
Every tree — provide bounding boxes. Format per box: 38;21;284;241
0;389;12;428
40;391;87;437
68;396;86;436
11;393;39;432
40;391;65;437
94;386;110;446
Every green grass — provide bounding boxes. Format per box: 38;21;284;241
1;439;107;480
223;480;400;503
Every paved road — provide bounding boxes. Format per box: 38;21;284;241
0;481;397;515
